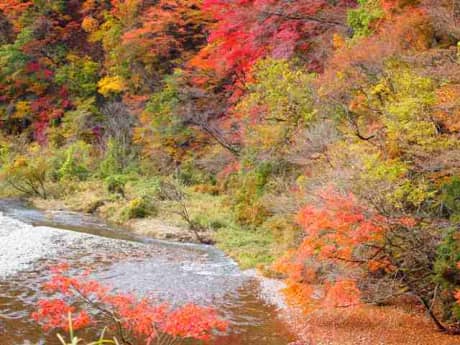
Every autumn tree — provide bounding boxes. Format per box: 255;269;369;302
275;187;460;332
192;0;355;87
234;58;315;157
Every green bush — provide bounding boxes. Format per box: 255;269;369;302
105;175;128;197
55;141;92;181
121;197;158;221
99;139;139;177
129;177;162;199
434;228;460;322
441;176;460;223
55;54;100;98
177;161;213;186
191;213;227;231
226;167;272;227
261;215;301;256
347;0;383;38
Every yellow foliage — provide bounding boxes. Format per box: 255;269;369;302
332;33;346;50
97;76;125;97
81;16;99;33
14;101;30;119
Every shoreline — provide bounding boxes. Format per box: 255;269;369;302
28;196;212;244
4;197;460;345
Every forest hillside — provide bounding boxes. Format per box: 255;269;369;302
0;1;459;344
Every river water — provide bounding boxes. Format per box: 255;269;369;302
0;200;295;345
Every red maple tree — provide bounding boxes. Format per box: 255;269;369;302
32;263;228;345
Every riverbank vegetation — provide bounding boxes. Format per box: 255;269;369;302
0;0;459;342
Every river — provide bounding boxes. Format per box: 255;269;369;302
0;200;295;345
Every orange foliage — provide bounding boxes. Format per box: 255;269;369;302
320;6;432;100
285;303;460;345
323;280;361;308
295;188;385;261
121;0;208;64
435;84;460;133
32;264;228;343
0;0;32;22
274;187;416;312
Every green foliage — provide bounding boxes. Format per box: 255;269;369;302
176;160;213;186
99;139;126;177
129;177;162;199
0;28;32;77
121;196;158;221
359;153;434;210
245;59;315;122
59;98;102;143
347;0;383;38
261;215;300;256
229;168;270;227
216;227;275;269
369;66;445;153
435;229;460;288
136;70;193;162
253;162;274;193
105;175;128;197
55;141;92;181
237;59;315;153
441;177;460;223
434;229;460;322
55;55;100;98
88;14;124;75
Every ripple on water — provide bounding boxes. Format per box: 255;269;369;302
0;201;295;345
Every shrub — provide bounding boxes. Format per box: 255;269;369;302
129;177;162;199
121;197;158;220
236;58;315;156
434;228;460;323
32;265;228;345
104;175;128;197
99;139;124;177
1;147;50;199
176;161;213;186
441;176;460;223
55;55;100;98
275;187;458;332
191;213;227;231
192;183;220;195
261;215;301;256
55;141;92;181
226;170;271;227
347;0;383;38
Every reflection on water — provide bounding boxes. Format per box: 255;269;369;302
0;200;295;344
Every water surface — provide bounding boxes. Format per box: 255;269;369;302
0;200;295;345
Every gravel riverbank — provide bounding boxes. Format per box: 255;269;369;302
0;211;142;279
0;212;74;277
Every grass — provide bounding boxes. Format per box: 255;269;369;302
215;226;275;269
177;188;276;268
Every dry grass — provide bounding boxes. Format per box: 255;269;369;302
284;304;460;345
